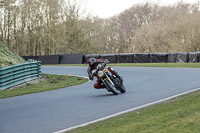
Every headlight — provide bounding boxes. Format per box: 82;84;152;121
98;70;104;78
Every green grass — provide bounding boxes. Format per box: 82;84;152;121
67;90;200;133
109;63;200;68
0;42;25;68
43;64;88;67
43;63;200;68
0;74;88;99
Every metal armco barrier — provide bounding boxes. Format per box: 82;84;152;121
0;61;41;90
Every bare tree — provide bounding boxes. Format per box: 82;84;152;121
128;2;200;53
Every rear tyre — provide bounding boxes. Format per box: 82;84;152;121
104;80;118;95
118;85;126;93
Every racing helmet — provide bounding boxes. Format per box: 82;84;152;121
88;58;96;66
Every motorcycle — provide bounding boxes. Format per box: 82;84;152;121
93;62;126;95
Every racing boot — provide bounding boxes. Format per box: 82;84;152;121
94;79;105;89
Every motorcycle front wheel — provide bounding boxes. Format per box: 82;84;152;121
104;80;118;95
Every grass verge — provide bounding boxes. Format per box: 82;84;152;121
43;63;200;68
67;90;200;133
0;74;88;99
0;42;25;68
110;63;200;68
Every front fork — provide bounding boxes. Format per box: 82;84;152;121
101;72;115;89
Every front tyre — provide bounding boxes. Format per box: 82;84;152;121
104;80;118;95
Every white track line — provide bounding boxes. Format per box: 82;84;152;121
54;87;200;133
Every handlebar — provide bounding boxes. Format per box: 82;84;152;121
92;62;108;77
97;62;108;70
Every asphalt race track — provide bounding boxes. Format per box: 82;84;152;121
1;66;200;133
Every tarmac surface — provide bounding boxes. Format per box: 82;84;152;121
1;66;200;133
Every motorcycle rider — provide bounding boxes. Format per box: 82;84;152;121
87;57;123;89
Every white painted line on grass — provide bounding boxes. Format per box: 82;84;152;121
54;87;200;133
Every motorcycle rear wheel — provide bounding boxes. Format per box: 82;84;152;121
118;84;126;93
